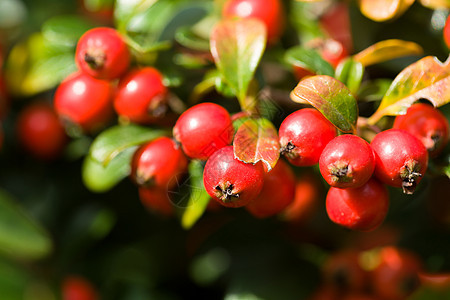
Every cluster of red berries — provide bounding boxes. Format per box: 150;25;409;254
280;104;448;231
311;246;424;300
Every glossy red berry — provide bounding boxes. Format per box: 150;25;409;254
222;0;285;44
279;108;337;166
139;186;173;217
245;159;295;218
372;247;422;300
444;14;450;49
173;102;233;160
319;134;375;189
54;72;114;132
17;103;67;160
131;137;187;189
323;250;367;292
371;129;428;194
62;276;98;300
393;103;449;157
203;146;264;208
75;27;130;80
326;178;389;231
114;67;168;124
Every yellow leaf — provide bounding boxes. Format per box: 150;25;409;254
353;39;423;67
359;0;415;22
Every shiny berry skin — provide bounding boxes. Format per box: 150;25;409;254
279;108;337;166
444;14;450;49
114;67;168;124
173;102;233;160
222;0;285;45
371;129;428;195
326;178;389;231
323;250;367;292
139;186;173;217
62;276;98;300
393;103;449;157
203;146;264;208
372;247;422;300
246;159;295;218
319;134;375;189
17;103;67;160
131;137;187;189
75;27;130;80
54;72;114;132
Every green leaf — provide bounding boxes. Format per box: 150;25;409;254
41;15;94;48
335;58;365;95
233;118;280;171
175;26;210;51
210;18;267;108
181;161;211;229
444;165;450;179
285;46;335;77
4;33;77;96
291;75;358;133
82;147;136;193
0;189;52;260
368;56;450;125
357;79;393;102
89;124;167;166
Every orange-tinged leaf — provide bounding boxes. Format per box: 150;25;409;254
233;118;280;172
359;0;415;22
353;39;423;67
210;18;267;107
368;56;450;125
419;0;450;8
291;75;358;133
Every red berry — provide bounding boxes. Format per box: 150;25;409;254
75;27;130;80
203;146;264;208
131;137;187;189
292;65;316;81
62;276;98;300
323;250;367;292
281;172;320;223
139;186;173;217
114;67;168;124
222;0;285;44
279;108;337;166
16;102;67;160
372;247;422;300
319;134;375;189
371;129;428;194
326;178;389;231
320;2;353;54
393;103;449;157
54;72;114;132
173;103;233;160
245;159;295;218
444;14;450;49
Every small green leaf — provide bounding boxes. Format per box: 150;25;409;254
335;58;365;95
285;46;335;77
175;26;210;51
369;56;450;125
357;79;393;102
181;161;211;229
210;18;267;108
89;124;167;166
82;147;136;193
444;165;450;179
291;75;358;133
0;189;52;260
41;15;94;48
233;118;280;171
